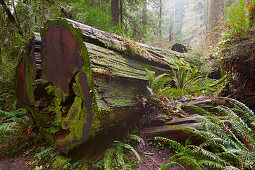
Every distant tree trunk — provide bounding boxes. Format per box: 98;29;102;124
142;0;148;26
159;0;162;38
111;0;119;26
0;47;2;65
0;0;22;35
207;0;226;46
60;6;72;19
120;0;123;26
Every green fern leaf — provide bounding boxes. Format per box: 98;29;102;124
116;143;125;169
120;142;141;162
176;155;203;170
103;148;115;170
128;134;143;142
159;161;185;170
154;137;183;151
198;160;225;169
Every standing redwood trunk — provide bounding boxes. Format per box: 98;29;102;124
207;0;225;46
111;0;119;25
16;18;186;154
159;0;162;38
142;0;148;26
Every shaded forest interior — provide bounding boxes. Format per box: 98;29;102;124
1;0;255;169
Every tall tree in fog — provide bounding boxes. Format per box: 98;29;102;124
142;0;148;26
207;0;226;46
159;0;162;38
182;0;207;48
111;0;119;25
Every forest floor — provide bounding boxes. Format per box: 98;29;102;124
0;152;34;170
0;143;179;170
133;144;180;170
0;100;190;170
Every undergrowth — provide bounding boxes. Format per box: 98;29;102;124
101;135;142;170
146;59;227;117
28;146;82;169
156;98;255;170
0;87;36;156
147;60;226;99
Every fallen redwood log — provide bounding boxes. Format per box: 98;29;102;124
16;18;187;154
143;117;202;144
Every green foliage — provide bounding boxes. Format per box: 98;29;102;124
146;60;227;118
128;134;143;143
223;0;255;39
146;69;171;96
169;60;217;95
147;60;225;100
103;140;141;170
145;59;228;118
0;108;32;155
33;146;81;169
159;98;255;169
154;137;183;152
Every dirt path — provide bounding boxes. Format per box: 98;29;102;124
0;154;34;170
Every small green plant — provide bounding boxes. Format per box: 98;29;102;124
0;108;32;155
33;146;82;169
146;69;172;96
157;98;255;170
146;60;227;117
146;60;224;100
226;0;249;37
222;0;255;40
103;140;141;170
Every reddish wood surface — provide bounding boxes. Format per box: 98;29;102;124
78;72;93;141
42;25;83;95
15;58;30;105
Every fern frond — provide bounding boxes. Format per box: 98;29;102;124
191;146;228;165
224;166;240;170
159;161;185;170
120;142;141;162
217;150;239;163
183;105;212;116
152;74;171;94
176;155;203;170
161;87;189;98
116;143;125;168
146;69;155;89
154;137;183;151
221;97;255;128
146;86;154;96
34;147;55;162
128;134;143;142
198;160;225;169
213;138;240;150
0;122;21;143
103;148;115;170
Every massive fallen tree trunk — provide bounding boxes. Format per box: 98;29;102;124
16;18;186;154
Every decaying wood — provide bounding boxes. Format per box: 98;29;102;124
144;123;202;143
15;18;188;155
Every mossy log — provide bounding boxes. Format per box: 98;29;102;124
143;117;202;144
16;18;186;154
